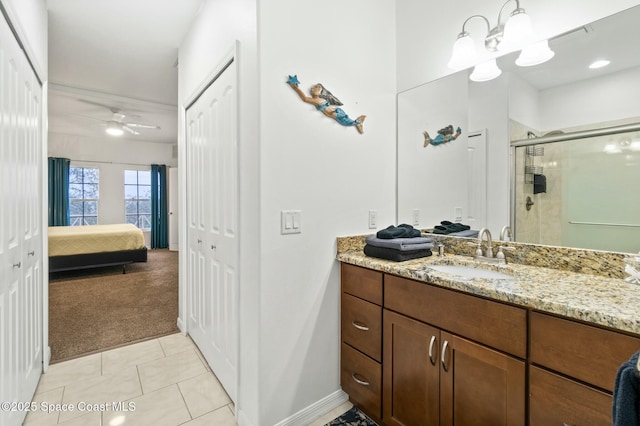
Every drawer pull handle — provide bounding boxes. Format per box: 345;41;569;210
351;321;369;331
13;262;21;268
351;373;370;386
428;335;437;365
441;340;450;372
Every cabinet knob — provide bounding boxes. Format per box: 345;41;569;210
428;335;437;365
441;340;450;372
351;373;370;387
351;321;369;331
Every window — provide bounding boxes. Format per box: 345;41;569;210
124;170;151;229
69;167;99;226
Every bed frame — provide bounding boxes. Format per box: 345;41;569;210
49;247;148;273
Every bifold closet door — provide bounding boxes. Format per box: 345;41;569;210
185;59;238;402
0;10;44;426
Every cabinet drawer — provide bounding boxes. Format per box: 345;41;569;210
342;293;382;362
341;342;381;419
530;312;640;392
529;366;612;426
341;263;383;305
384;274;527;358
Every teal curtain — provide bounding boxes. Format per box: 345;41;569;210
151;164;168;249
48;157;70;226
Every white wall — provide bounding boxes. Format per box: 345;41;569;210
258;1;396;424
179;0;395;425
1;0;47;80
48;132;176;247
178;0;259;424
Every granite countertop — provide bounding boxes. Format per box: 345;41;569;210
337;244;640;336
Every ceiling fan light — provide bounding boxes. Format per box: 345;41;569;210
470;59;502;82
448;32;477;70
516;40;555;67
106;123;124;136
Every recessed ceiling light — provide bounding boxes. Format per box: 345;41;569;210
589;59;610;69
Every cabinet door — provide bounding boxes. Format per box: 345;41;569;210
529;366;612;426
440;332;525;426
383;310;440;426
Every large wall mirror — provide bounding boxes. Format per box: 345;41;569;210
397;5;640;253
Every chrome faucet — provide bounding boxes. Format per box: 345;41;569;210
477;228;493;258
500;225;513;241
471;227;509;264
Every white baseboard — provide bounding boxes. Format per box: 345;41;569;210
273;389;348;426
176;317;185;333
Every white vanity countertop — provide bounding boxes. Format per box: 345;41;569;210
337;248;640;336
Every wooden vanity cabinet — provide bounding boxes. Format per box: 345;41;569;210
340;264;383;420
529;312;640;426
383;275;526;426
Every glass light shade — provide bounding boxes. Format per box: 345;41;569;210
499;9;533;51
447;33;477;70
106;124;124;136
470;59;502;82
516;40;555;67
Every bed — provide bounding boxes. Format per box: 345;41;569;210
48;224;147;273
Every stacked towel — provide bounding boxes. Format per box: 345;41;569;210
364;225;432;262
613;351;640;426
432;220;471;235
376;224;422;239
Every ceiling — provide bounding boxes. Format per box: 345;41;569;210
46;0;203;144
498;5;640;90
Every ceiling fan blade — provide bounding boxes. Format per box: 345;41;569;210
125;122;161;130
73;114;108;123
76;99;121;113
122;125;140;135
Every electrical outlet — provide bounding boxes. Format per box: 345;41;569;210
369;210;377;229
413;209;420;226
454;207;463;222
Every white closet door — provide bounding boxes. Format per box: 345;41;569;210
185;59;238;402
0;11;44;426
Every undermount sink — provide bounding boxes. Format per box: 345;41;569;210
426;264;514;280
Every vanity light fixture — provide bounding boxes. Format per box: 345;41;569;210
105;122;124;136
448;0;553;81
515;39;555;67
470;59;502;82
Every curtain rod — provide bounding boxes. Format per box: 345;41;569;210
68;159;167;167
511;122;640;147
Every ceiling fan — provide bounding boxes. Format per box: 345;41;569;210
75;100;161;136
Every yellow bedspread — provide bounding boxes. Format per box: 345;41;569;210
48;224;145;257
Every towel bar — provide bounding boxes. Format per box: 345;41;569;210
569;221;640;228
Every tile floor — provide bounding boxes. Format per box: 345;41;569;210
23;333;352;426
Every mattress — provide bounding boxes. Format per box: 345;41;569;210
48;224;145;257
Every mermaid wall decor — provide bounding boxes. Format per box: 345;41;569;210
423;125;462;147
287;75;366;134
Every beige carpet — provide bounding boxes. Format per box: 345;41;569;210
48;249;179;362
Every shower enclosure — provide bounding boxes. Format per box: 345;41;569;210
512;122;640;253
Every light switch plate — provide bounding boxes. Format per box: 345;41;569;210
281;210;301;234
369;210;377;229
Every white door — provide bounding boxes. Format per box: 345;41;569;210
0;11;44;426
466;129;487;230
169;167;179;251
185;59;238;402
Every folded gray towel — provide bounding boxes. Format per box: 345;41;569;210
366;235;433;251
449;229;479;238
